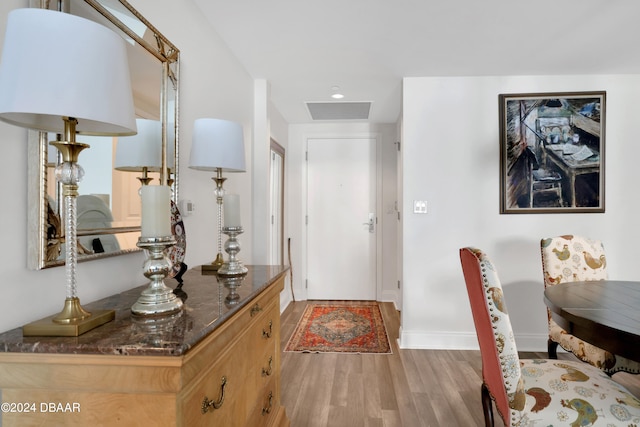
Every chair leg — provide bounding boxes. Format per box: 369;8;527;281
481;383;495;427
548;339;558;359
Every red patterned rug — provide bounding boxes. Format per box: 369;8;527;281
284;302;391;354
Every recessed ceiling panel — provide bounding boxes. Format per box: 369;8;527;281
306;102;371;120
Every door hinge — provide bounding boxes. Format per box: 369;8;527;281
305;215;308;225
305;279;308;289
397;280;401;289
396;141;401;151
305;151;308;161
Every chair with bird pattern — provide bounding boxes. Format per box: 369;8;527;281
540;234;640;374
460;246;640;427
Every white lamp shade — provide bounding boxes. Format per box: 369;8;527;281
189;118;246;172
115;119;174;171
0;8;136;136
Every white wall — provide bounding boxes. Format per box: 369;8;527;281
400;75;640;351
252;79;271;264
0;0;256;332
287;122;400;305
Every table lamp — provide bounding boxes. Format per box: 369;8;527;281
189;118;246;271
115;119;173;186
0;8;137;336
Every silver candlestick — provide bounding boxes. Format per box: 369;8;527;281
217;226;248;276
132;236;184;316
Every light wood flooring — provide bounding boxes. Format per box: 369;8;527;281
279;300;640;427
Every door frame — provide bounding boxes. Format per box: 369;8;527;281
269;138;285;265
302;132;383;301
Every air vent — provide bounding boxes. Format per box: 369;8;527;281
306;102;371;120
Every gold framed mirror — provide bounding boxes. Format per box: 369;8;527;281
27;0;180;269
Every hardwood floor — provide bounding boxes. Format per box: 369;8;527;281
279;300;593;427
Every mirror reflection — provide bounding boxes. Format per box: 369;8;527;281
28;0;179;269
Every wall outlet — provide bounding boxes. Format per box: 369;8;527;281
413;200;427;214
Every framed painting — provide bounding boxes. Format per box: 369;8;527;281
499;91;605;214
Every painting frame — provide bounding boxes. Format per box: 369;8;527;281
499;91;605;214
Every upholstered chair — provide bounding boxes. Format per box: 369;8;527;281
540;235;640;374
460;247;640;427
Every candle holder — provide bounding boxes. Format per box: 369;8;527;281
132;236;184;316
217;226;248;276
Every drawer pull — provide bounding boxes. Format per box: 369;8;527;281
250;303;263;317
262;391;273;416
262;356;273;377
262;320;273;339
201;376;227;414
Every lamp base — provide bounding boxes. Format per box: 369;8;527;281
201;252;225;272
23;303;115;337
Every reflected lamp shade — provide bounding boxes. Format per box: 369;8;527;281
189;118;246;172
115;119;174;171
0;8;136;135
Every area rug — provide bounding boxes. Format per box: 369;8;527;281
284;302;391;354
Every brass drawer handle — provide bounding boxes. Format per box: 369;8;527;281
261;391;273;416
201;376;227;414
262;320;273;339
262;356;273;377
250;303;263;317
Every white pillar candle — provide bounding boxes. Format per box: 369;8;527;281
223;194;241;227
141;185;171;238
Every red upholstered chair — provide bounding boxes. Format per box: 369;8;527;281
540;235;640;375
460;247;640;427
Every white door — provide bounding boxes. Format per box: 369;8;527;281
306;138;377;300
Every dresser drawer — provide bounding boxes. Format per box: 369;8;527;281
245;298;279;352
245;377;279;427
180;344;246;427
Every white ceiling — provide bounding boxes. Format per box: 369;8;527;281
192;0;640;124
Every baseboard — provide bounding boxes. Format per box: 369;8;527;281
398;328;548;352
280;292;293;314
377;291;400;309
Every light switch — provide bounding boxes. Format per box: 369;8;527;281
413;200;427;214
179;199;194;216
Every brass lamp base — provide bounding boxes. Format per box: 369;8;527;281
202;252;224;272
22;297;115;337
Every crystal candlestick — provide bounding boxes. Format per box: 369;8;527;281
217;226;248;276
132;236;184;316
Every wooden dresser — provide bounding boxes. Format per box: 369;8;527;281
0;265;290;427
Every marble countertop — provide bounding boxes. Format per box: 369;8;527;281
0;265;288;357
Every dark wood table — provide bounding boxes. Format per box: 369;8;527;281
544;280;640;362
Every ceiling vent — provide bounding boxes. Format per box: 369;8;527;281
306;102;371;121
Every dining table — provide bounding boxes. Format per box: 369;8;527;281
543;280;640;363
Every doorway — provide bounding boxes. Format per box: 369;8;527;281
306;137;377;300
